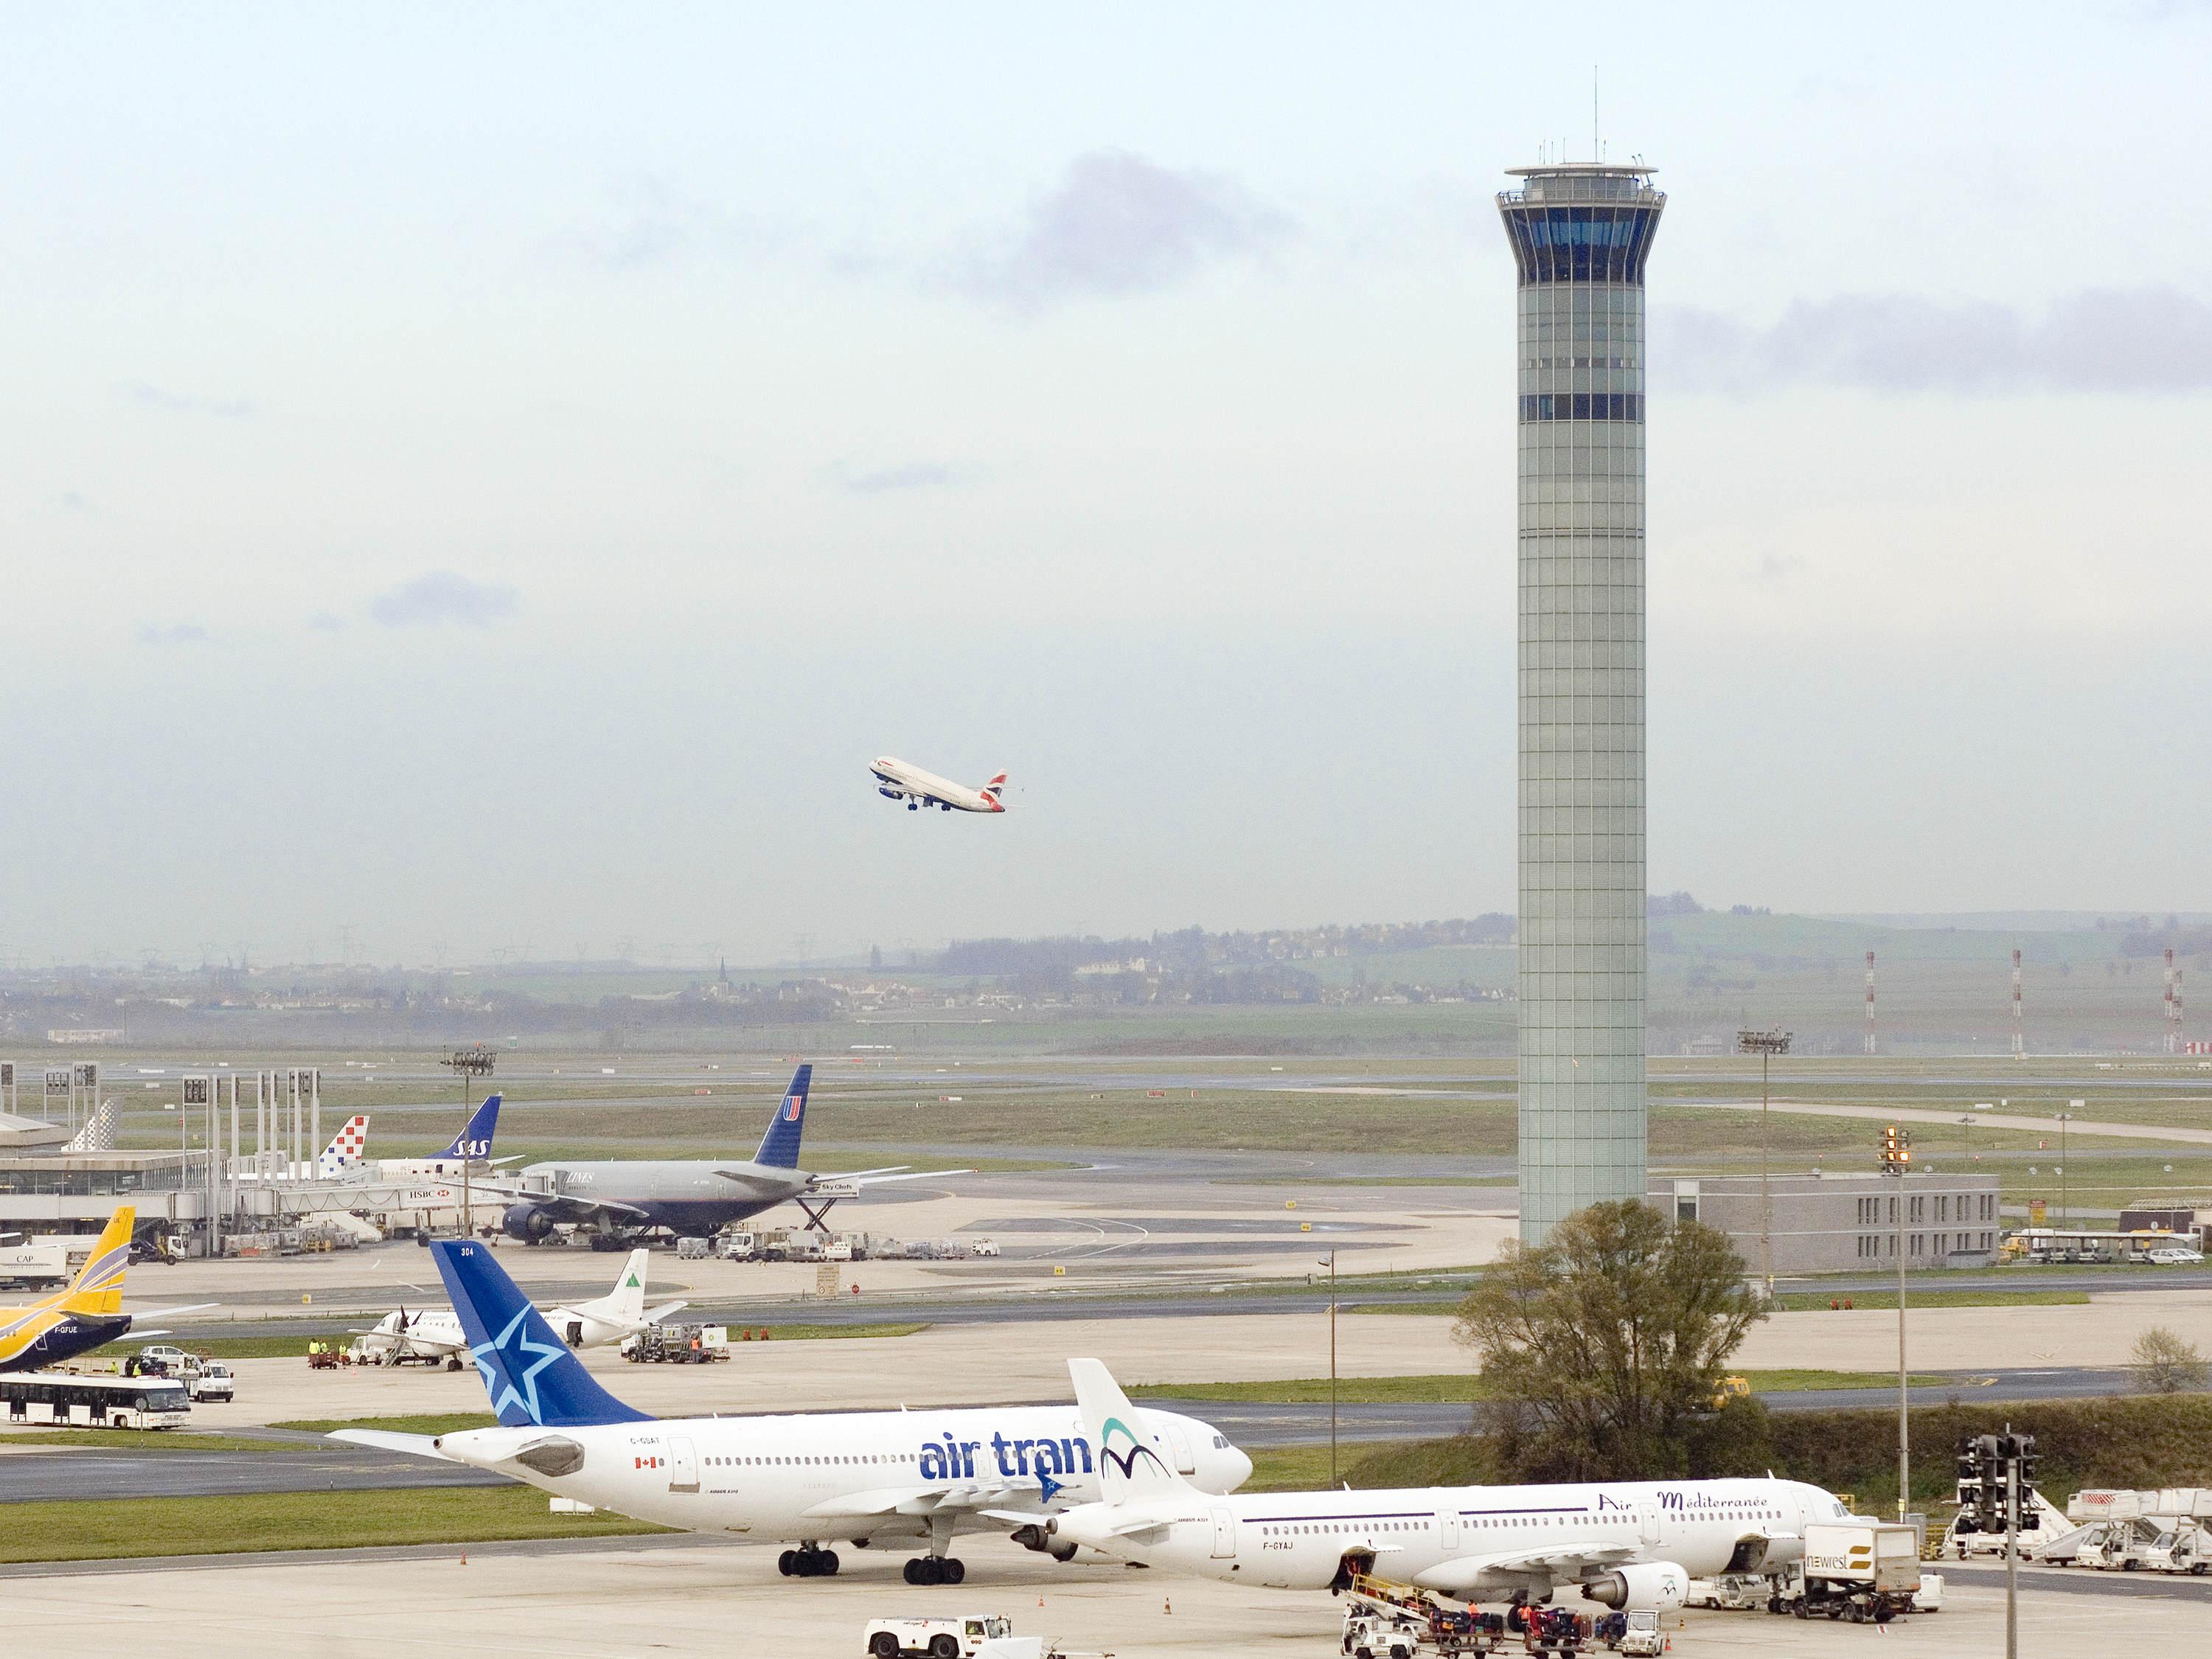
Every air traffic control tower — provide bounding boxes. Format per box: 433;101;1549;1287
1496;162;1666;1242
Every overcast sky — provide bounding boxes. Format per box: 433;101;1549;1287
4;3;2209;967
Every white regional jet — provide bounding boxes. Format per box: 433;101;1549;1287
349;1248;684;1366
338;1242;1251;1585
870;757;1007;814
1018;1360;1848;1611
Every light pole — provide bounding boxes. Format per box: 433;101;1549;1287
1736;1029;1792;1298
1882;1123;1913;1521
1318;1249;1339;1485
2055;1105;2077;1230
442;1045;496;1237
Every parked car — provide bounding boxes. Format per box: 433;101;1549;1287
2149;1247;2205;1265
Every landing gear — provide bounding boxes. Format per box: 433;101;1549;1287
902;1556;964;1585
779;1545;840;1577
906;801;919;811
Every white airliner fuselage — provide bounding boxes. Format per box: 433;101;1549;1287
871;757;1006;814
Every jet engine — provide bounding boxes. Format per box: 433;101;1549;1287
877;785;902;800
503;1202;555;1242
1011;1523;1079;1563
1581;1562;1689;1611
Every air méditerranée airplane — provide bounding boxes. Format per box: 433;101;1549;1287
349;1246;685;1366
870;756;1008;814
495;1063;959;1245
337;1239;1251;1585
0;1208;210;1372
1014;1360;1849;1612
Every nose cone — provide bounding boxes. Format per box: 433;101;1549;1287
1225;1443;1255;1490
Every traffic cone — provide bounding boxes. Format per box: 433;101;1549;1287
459;1554;467;1566
1164;1598;1172;1615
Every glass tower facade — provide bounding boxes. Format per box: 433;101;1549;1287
1496;164;1666;1243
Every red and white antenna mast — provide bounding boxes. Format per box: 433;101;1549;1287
1864;950;1877;1055
2011;947;2025;1059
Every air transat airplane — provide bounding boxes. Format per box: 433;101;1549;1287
1020;1360;1846;1610
498;1065;957;1243
337;1241;1249;1585
0;1208;209;1372
870;757;1007;814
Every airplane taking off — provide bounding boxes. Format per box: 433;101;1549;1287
1020;1360;1843;1608
0;1208;212;1372
498;1064;961;1244
337;1242;1251;1584
349;1246;682;1364
871;757;1007;814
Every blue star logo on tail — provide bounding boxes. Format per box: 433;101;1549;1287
1038;1472;1065;1506
472;1304;568;1426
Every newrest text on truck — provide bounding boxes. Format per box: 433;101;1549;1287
1767;1521;1921;1623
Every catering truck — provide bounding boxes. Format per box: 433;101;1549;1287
1769;1522;1921;1624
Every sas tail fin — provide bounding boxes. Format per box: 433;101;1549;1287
52;1206;136;1315
430;1240;650;1429
1069;1357;1192;1505
65;1099;121;1155
316;1115;371;1177
751;1063;813;1169
433;1092;502;1162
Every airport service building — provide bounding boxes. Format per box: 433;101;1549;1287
1654;1172;2004;1274
1497;162;1666;1242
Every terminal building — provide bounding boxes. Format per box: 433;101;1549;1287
1653;1172;2004;1274
1497;161;1667;1242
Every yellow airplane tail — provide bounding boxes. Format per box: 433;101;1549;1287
48;1206;136;1315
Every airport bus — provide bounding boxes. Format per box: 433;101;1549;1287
1;1371;192;1430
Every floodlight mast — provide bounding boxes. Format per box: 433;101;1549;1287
442;1045;497;1236
1736;1028;1792;1299
1881;1122;1913;1520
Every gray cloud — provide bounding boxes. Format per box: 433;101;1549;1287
307;611;346;633
366;571;519;628
136;622;211;647
953;150;1291;311
117;382;254;418
1663;287;2212;394
832;461;959;496
566;174;787;273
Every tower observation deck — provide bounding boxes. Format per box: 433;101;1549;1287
1495;163;1666;1243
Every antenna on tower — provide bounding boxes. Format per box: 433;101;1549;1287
1593;63;1600;163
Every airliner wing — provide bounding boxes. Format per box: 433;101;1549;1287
641;1301;687;1324
803;1478;1048;1523
1415;1540;1640;1598
521;1193;653;1224
836;1169;973;1188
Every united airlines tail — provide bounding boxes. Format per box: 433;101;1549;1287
751;1064;813;1169
1070;1357;1192;1505
430;1240;650;1429
52;1206;136;1317
432;1093;502;1162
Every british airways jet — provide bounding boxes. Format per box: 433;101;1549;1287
870;756;1007;814
497;1065;959;1245
336;1240;1251;1585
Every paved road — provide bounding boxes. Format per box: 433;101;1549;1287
1944;1561;2212;1601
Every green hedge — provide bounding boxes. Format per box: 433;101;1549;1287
1343;1394;2212;1514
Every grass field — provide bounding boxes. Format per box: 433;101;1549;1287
1130;1369;1956;1406
274;1412;493;1435
0;1429;296;1451
0;1485;666;1563
1770;1289;2090;1312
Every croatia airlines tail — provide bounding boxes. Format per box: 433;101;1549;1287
315;1116;372;1178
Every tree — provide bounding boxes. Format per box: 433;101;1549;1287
1453;1200;1766;1481
2130;1326;2210;1394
